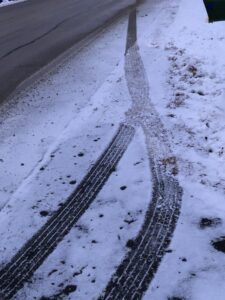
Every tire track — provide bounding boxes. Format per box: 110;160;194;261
99;4;183;300
0;2;182;299
0;124;135;300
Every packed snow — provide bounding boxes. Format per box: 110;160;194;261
1;0;225;299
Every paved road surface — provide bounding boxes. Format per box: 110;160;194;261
0;0;134;103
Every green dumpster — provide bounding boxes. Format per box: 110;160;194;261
203;0;225;22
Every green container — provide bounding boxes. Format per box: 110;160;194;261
203;0;225;22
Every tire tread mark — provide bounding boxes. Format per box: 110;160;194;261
99;4;183;300
0;123;135;300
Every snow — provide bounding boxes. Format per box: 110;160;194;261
0;18;129;210
0;0;25;7
1;0;225;298
15;128;151;300
0;11;151;299
137;0;225;299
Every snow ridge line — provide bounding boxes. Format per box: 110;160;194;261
0;123;135;300
99;5;183;300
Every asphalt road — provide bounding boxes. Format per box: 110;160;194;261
0;0;134;103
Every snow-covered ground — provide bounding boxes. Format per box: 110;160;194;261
139;0;225;299
0;12;151;299
1;0;225;299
